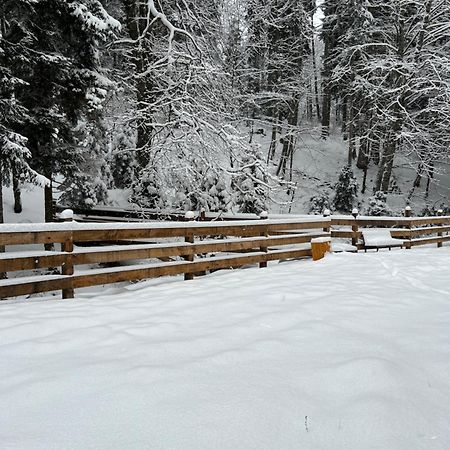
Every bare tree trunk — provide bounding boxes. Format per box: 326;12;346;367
12;164;22;214
44;168;55;252
347;99;355;165
321;88;331;139
0;165;6;279
341;98;348;141
267;123;278;162
311;35;321;122
375;135;396;192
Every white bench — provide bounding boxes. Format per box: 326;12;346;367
361;229;405;251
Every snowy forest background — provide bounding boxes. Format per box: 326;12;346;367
1;0;450;222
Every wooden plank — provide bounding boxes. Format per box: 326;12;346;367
70;221;328;243
407;225;450;237
410;235;450;247
71;233;322;265
0;252;67;272
331;230;362;239
331;218;411;227
410;217;450;226
0;233;327;273
0;276;72;299
71;247;313;290
0;230;71;246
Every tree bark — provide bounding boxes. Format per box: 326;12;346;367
0;164;6;279
12;164;22;213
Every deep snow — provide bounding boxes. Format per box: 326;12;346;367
1;247;450;450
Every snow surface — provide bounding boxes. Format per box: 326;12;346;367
1;248;450;449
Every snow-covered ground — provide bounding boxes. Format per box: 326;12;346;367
1;247;450;450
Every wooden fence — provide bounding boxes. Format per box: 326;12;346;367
0;217;329;300
0;213;448;301
330;214;450;249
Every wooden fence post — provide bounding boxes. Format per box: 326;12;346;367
184;211;195;280
437;209;443;248
259;211;268;268
61;210;74;299
323;209;331;233
404;206;412;249
351;208;359;250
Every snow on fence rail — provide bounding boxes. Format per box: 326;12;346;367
0;217;330;300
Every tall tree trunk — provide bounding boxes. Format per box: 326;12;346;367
267;123;278;162
12;164;22;214
123;0;156;168
347;99;356;165
44;167;54;251
375;135;396;192
341;98;348;141
311;35;321;122
321;87;331;139
0;165;6;279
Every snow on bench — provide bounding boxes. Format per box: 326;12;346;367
361;229;405;250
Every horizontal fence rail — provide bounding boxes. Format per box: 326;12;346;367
0;217;330;300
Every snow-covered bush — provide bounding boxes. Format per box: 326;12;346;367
110;130;137;189
367;191;391;216
333;165;358;213
420;204;450;217
233;145;268;214
60;173;108;208
199;170;231;212
130;167;167;210
309;194;331;215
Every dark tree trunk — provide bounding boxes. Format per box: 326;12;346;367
44;168;54;251
311;35;321;122
341;98;348;141
321;89;331;139
123;0;156;168
0;165;6;279
375;135;396;192
347;99;355;165
12;164;22;214
268;123;278;162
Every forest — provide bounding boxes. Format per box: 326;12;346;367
1;0;449;221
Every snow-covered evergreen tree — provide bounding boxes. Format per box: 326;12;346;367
367;191;391;216
233;145;268;214
130;166;167;210
1;0;119;218
333;165;358;213
309;194;331;215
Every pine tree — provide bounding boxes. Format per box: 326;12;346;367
234;145;268;214
1;0;119;220
309;194;331;215
333;165;358;213
367;191;391;216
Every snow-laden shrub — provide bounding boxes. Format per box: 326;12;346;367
420;204;450;217
130;167;167;210
233;145;268;214
309;194;331;215
60;173;108;208
333;165;358;213
200;170;231;212
367;191;391;216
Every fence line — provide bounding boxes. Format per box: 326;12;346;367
0;217;329;300
0;213;449;301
